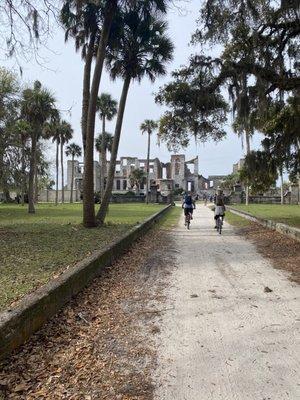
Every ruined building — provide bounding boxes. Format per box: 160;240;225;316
67;154;204;194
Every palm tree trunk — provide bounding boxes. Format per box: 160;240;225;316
70;154;74;203
280;169;284;205
245;129;251;205
28;132;37;213
97;76;131;225
0;153;9;202
34;163;38;203
55;141;59;206
100;117;106;201
21;137;26;206
82;32;96;155
83;0;117;228
61;141;65;203
146;130;151;204
297;140;300;204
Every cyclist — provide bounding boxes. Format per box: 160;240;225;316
182;191;196;222
214;188;225;228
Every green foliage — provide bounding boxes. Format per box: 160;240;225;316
240;151;278;194
97;93;118;121
194;1;300;93
140;119;158;135
66;142;82;159
261;95;300;177
155;59;228;151
21;80;56;128
220;173;241;191
184;0;299;185
95;132;114;153
129;168;145;189
106;10;174;82
173;187;184;196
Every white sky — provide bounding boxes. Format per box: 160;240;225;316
1;0;263;182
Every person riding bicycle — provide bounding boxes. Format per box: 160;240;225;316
182;192;196;219
214;188;225;228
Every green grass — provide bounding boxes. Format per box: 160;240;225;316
158;205;181;229
231;204;300;228
225;211;251;228
0;203;165;311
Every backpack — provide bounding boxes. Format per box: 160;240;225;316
185;195;192;205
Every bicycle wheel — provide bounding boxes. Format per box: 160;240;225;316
216;217;221;234
219;219;222;234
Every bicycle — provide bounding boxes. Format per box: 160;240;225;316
216;215;223;234
185;212;192;229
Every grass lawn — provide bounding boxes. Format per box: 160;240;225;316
225;211;251;228
159;204;182;229
231;204;300;228
0;203;168;311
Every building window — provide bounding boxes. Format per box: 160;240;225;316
175;184;179;188
123;180;127;190
175;158;180;175
116;180;121;190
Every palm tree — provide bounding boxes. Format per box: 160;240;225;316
96;7;174;224
13;120;31;205
95;131;114;191
59;120;73;203
44;110;61;205
61;0;117;226
96;93;117;199
129;168;145;194
66;142;82;203
140;119;158;203
61;1;101;154
21;81;56;213
61;1;169;227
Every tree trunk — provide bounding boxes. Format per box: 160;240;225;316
297;140;300;204
3;189;11;203
280;169;284;205
83;0;117;228
245;129;251;205
70;154;74;203
55;141;59;206
97;76;131;225
100;117;106;201
28;132;37;213
81;33;96;155
61;141;65;203
21;134;26;206
146;131;151;204
34;163;38;203
0;153;11;203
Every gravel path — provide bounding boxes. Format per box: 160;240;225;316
155;205;300;400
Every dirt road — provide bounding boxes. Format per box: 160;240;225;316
155;205;300;400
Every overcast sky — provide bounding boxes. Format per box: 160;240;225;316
1;0;262;181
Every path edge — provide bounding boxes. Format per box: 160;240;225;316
0;204;172;360
227;206;300;242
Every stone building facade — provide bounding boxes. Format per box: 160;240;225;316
66;154;202;195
